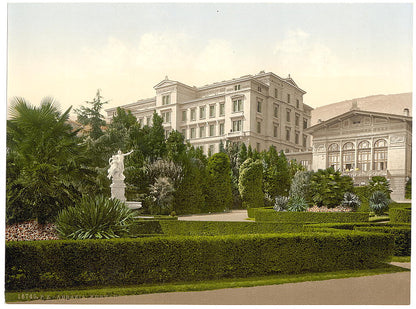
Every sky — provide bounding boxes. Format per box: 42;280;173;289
6;2;414;119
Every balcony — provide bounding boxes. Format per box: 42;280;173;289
342;169;389;178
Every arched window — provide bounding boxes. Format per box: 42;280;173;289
342;142;355;171
357;141;371;171
327;143;340;170
374;139;387;170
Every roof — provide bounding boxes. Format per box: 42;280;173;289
305;109;412;134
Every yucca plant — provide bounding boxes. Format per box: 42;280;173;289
341;192;361;211
273;195;289;212
55;195;135;239
369;190;390;216
287;195;308;212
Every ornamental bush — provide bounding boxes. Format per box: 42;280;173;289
287;196;308;212
55;195;135;240
273;196;289;212
6;231;393;291
341;192;361;211
369;190;390;216
238;158;264;209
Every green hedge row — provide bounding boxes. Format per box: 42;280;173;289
247;207;273;218
389;203;412;209
389;208;411;224
6;231;394;291
130;220;305;236
354;226;411;256
255;209;369;223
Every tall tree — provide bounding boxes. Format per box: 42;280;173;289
75;89;108;139
238;158;264;209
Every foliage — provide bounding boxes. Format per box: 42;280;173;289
263;149;291;199
368;176;392;199
74;89;108;140
341;192;361;211
389;208;411;224
238;158;264;209
255;208;369;223
145;159;183;188
205;153;233;212
287;196;308;212
6;97;94;224
55;195;135;240
289;170;313;205
166;130;187;162
6;231;393;291
405;178;411;199
273;196;289;212
310;167;354;208
149;177;175;215
369;190;391;216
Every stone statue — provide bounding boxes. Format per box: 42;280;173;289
107;149;133;181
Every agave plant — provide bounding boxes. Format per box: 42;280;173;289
341;192;361;211
369;190;390;216
287;195;308;212
273;196;289;212
55;195;135;239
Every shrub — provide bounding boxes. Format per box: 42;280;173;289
238;158;264;209
255;209;369;223
6;231;394;291
273;196;289;212
389;208;411;224
289;170;313;205
149;177;175;215
369;190;390;216
55;195;135;240
341;192;361;211
287;196;308;212
368;176;392;199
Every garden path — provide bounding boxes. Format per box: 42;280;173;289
178;209;250;221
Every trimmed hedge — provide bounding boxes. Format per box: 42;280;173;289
354;226;411;256
6;231;394;291
389;208;411;224
247;206;273;218
255;209;369;223
389;202;412;209
130;220;305;236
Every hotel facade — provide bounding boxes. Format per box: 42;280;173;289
105;71;313;157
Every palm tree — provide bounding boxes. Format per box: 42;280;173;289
7;97;94;224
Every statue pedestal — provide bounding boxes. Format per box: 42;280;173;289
110;179;126;202
126;201;143;210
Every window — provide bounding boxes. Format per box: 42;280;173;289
287;94;291;103
162;95;170;105
191;108;196;121
232;120;242;132
257;121;261;133
161;111;171;123
257;101;262;113
219;103;225;116
295;132;299;144
233;99;243;112
374;139;388;170
286;109;291;122
296;99;300;109
139;118;143;127
303;134;307;148
181;129;186;138
358;141;371;171
209;105;215;118
342;142;355;171
190;127;196;138
209;144;215;155
303;118;308;129
328;143;340;170
257;86;262;92
146;116;151;126
182;110;187;121
164;129;170;139
295;114;300;126
199;106;206;119
234;84;241;91
286;128;291;141
274;105;279;118
274;88;278;98
219;123;225;135
209;124;215;137
256;143;261;152
273;125;278;138
199;126;205;138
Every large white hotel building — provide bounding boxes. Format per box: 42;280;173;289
105;71;313;155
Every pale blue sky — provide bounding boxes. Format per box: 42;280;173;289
7;2;413;116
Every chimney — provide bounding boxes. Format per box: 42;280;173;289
350;100;359;111
403;108;410;116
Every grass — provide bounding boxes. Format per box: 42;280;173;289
6;264;409;303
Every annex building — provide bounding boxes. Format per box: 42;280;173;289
105;71;313;156
106;74;412;201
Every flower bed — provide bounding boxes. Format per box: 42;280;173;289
6;221;59;241
307;205;353;213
